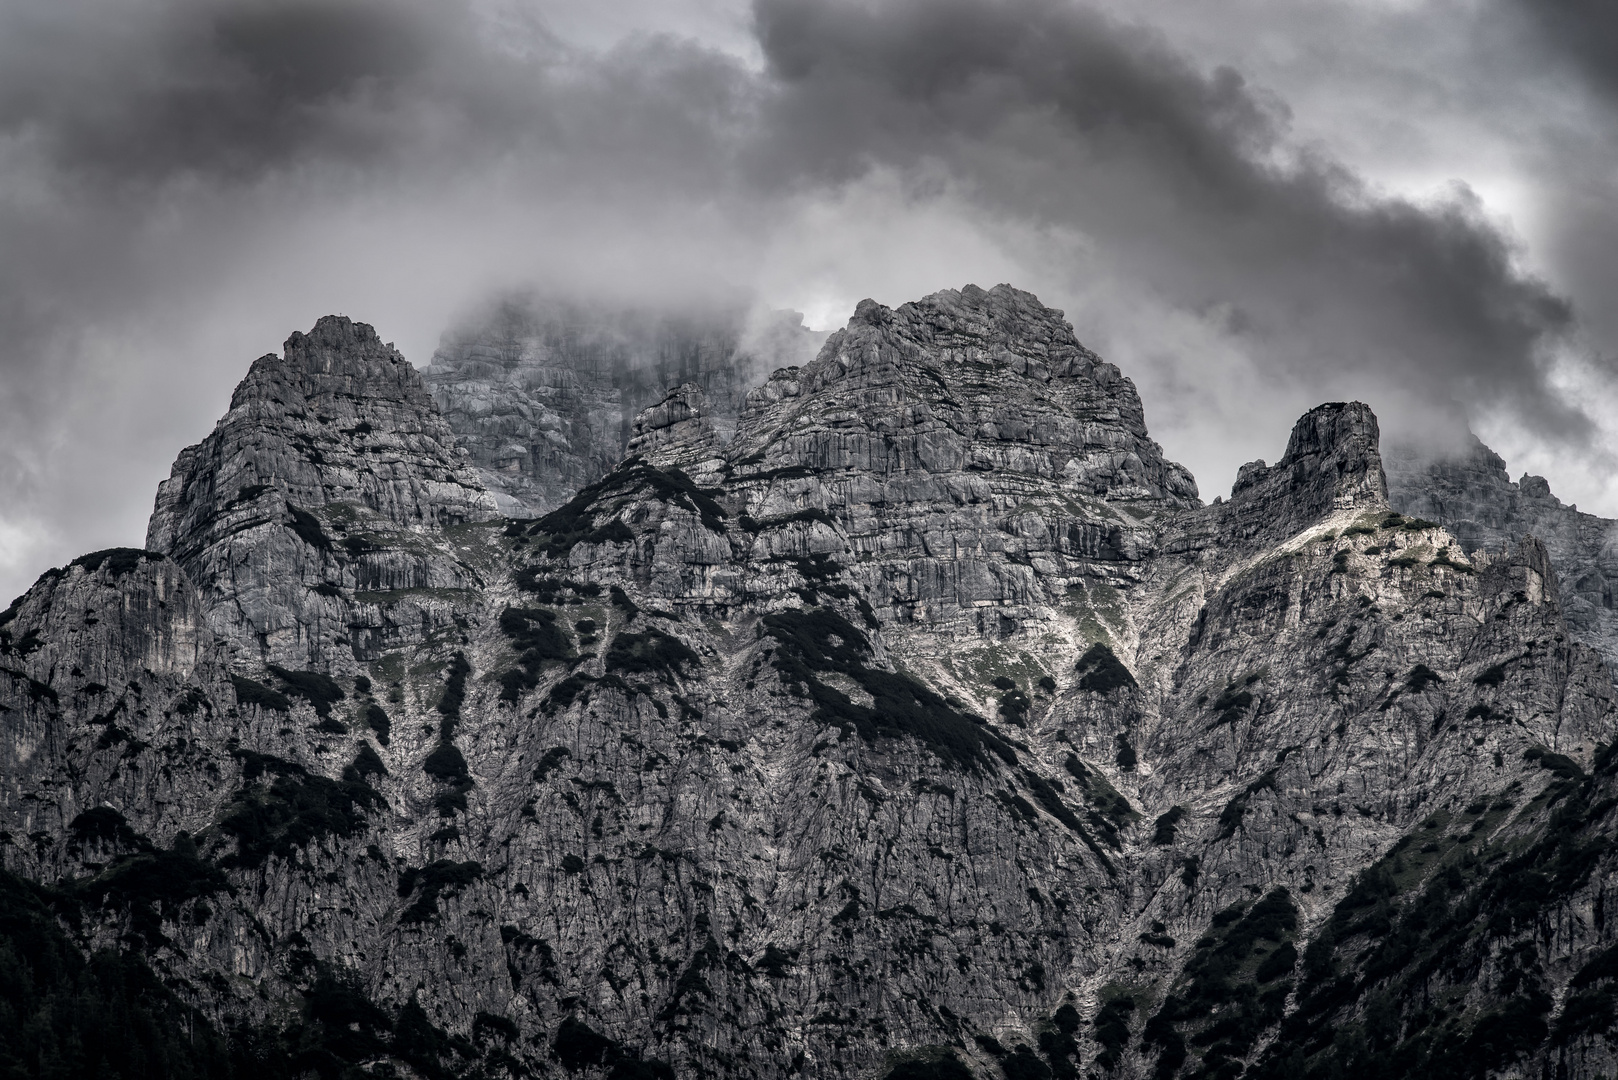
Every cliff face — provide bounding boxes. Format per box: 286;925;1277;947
6;289;1618;1080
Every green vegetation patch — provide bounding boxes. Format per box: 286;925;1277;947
286;504;334;551
436;652;470;739
70;548;165;577
1115;733;1138;771
1076;642;1138;694
762;607;1016;772
397;859;483;925
67;806;142;850
971;1005;1082;1080
266;665;345;718
1021;768;1117;874
220;751;382;868
0;866;248;1076
1210;683;1256;727
1429;547;1475;573
997;684;1032;726
345;743;388;781
1152;805;1187;845
552;1016;676;1078
422;741;474;818
603;628;700;684
523;457;724;558
1094;993;1139;1072
66;832;227;947
1406;664;1443;693
497;607;574;702
739;507;836;532
364;702;391;744
1217;769;1278;839
230;674;291;713
1249;756;1618;1080
512;571;603;603
0;877;482;1080
880;1050;976;1080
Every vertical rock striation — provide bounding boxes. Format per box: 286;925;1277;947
146;316;498;672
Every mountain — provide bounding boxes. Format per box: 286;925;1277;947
4;285;1618;1080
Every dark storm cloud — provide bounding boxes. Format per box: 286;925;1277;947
0;0;1583;431
751;0;1584;445
0;1;434;182
0;0;763;600
0;0;760;193
1518;0;1618;99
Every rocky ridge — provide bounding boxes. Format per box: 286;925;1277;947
3;286;1618;1080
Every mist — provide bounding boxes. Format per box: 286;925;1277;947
3;0;1617;602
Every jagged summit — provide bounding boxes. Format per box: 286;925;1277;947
1386;429;1618;676
1387;431;1579;549
735;283;1199;505
146;315;496;670
151;315;492;547
1217;401;1388;544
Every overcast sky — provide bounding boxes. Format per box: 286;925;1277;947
3;0;1617;602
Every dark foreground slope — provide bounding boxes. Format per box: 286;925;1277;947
3;288;1617;1080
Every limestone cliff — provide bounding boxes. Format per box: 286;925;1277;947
146;315;497;673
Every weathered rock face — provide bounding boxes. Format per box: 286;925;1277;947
722;285;1200;668
1221;401;1388;545
8;286;1618;1080
0;549;236;883
1387;435;1618;674
146;315;498;672
423;297;824;516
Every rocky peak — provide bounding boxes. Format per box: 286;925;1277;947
735;283;1198;500
150;315;492;549
146;316;496;671
687;284;1205;665
1219;401;1387;544
10;289;1618;1080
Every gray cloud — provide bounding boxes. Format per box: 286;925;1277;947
0;0;1611;601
